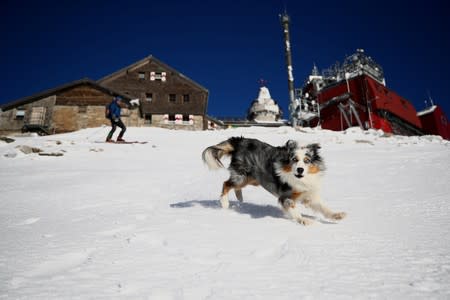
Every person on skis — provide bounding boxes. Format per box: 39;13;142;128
106;96;126;142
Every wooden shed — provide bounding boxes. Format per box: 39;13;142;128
98;55;209;130
0;78;136;134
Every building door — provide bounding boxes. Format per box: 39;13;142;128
29;107;46;125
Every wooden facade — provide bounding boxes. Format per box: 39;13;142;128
0;79;136;134
98;55;209;130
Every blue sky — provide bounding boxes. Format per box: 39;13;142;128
1;0;449;119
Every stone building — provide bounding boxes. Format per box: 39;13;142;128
0;78;135;135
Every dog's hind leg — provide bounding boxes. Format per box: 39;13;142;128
235;189;243;202
234;176;259;202
221;174;248;208
220;179;234;209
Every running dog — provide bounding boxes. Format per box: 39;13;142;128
202;137;346;225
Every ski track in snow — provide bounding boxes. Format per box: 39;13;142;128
0;126;449;299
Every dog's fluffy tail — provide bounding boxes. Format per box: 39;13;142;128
202;140;234;170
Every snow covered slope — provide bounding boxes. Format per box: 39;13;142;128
1;126;449;299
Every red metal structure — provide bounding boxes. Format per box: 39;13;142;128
295;49;424;136
418;105;450;140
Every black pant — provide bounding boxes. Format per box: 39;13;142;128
107;118;126;140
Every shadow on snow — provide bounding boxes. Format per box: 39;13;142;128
170;200;285;219
170;200;339;224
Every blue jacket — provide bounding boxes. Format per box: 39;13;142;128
108;100;121;120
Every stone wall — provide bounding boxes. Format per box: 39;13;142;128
52;106;79;132
0;109;22;131
52;106;142;133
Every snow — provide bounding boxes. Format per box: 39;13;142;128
1;126;450;299
417;105;437;116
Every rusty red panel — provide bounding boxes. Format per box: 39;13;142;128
365;77;421;128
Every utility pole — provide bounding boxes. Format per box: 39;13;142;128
280;12;297;126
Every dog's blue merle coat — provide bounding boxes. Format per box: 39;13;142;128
203;137;323;202
227;137;292;197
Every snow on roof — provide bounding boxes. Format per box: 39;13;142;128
417;105;437;116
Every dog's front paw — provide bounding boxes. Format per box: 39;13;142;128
282;199;296;209
331;212;346;220
297;218;314;226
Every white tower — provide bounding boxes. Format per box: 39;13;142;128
247;85;281;122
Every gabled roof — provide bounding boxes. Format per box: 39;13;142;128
1;78;131;111
97;55;209;93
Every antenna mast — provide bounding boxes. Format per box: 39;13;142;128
427;90;435;106
280;11;297;126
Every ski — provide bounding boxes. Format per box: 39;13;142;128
95;141;149;144
114;141;148;144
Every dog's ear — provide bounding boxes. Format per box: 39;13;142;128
285;140;297;151
284;140;299;163
305;143;322;163
306;143;321;152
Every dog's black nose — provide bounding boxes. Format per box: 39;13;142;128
297;167;304;175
